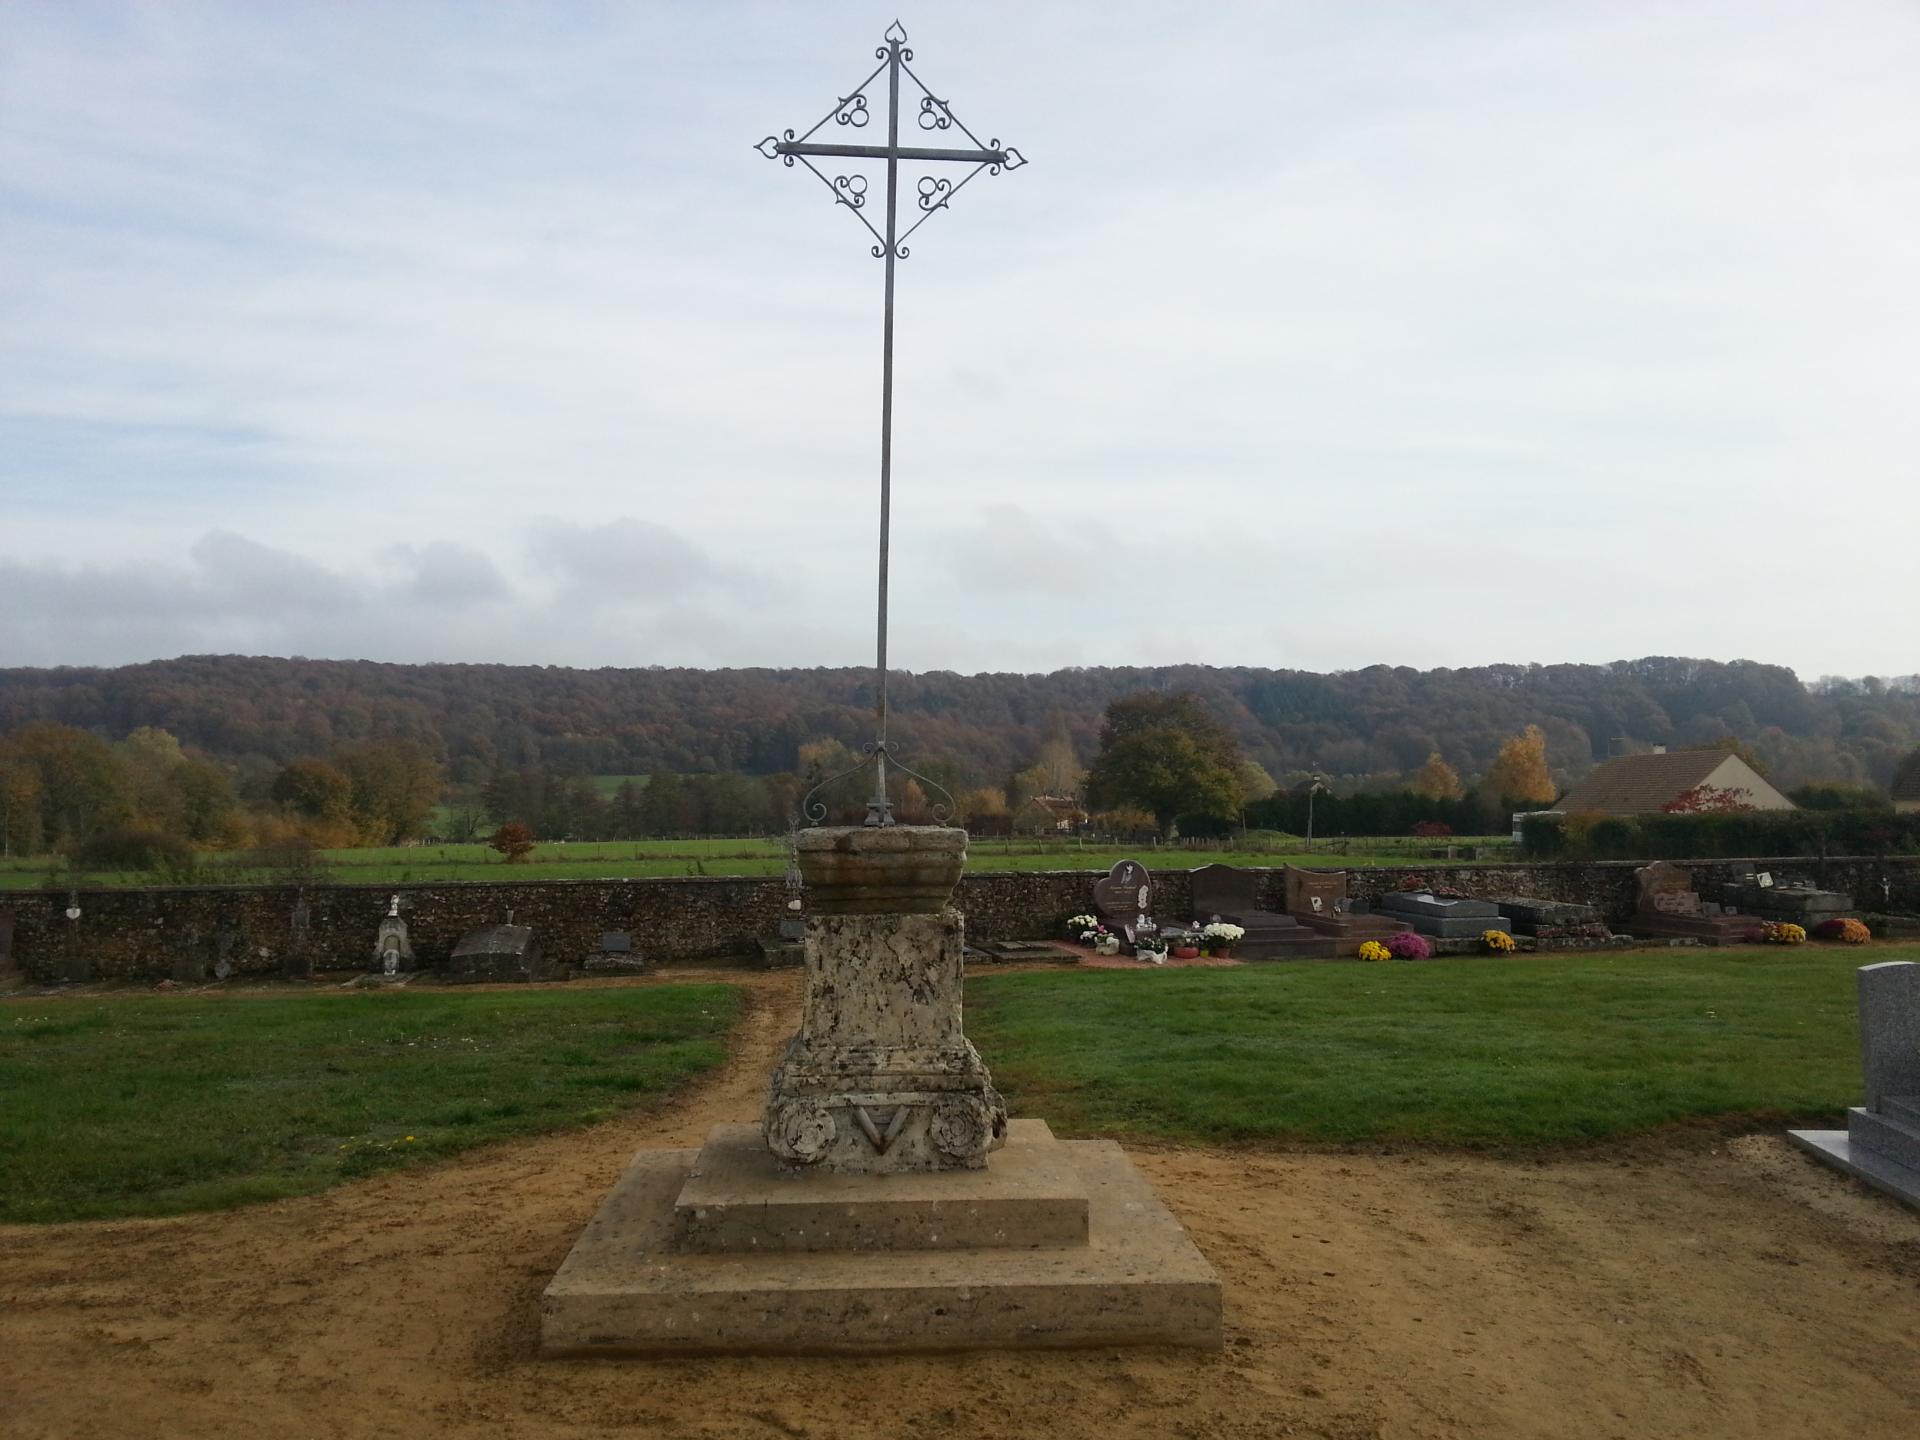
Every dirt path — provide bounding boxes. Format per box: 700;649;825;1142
4;969;1918;1440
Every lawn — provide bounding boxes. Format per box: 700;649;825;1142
0;834;1510;888
965;945;1894;1146
0;984;738;1224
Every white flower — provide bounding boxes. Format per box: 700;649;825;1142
1201;922;1245;943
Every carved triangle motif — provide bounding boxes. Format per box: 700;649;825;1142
851;1105;910;1154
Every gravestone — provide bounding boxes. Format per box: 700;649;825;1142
1375;890;1513;939
1281;867;1413;955
282;895;315;980
1483;896;1610;939
372;895;414;974
584;932;648;976
446;924;544;984
1092;858;1158;945
543;824;1222;1354
1789;962;1920;1210
1189;864;1331;959
1630;862;1761;944
1730;877;1854;926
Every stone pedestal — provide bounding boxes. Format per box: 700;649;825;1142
541;823;1222;1355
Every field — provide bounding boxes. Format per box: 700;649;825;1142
0;984;737;1223
0;832;1508;889
967;945;1888;1145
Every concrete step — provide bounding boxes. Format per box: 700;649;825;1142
675;1121;1088;1254
1848;1106;1920;1172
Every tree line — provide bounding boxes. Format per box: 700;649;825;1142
2;654;1916;798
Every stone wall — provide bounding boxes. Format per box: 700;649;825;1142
10;853;1920;982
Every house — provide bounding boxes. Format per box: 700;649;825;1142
1017;794;1088;834
1552;747;1794;816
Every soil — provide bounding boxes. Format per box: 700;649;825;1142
4;968;1918;1440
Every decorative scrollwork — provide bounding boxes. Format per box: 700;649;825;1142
918;95;953;131
835;94;869;127
796;739;951;825
833;173;868;209
754;135;782;159
915;176;951;213
884;20;907;44
990;143;1027;174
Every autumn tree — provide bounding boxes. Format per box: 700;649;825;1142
1032;716;1084;796
1483;725;1556;807
0;747;43;856
5;722;131;847
1410;751;1465;801
1083;691;1245;834
488;821;536;863
334;739;442;844
273;758;355;825
1893;746;1920;803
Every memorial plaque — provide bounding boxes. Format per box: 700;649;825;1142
1284;867;1348;919
1091;860;1153;922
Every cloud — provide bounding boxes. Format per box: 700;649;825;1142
524;517;762;606
0;3;1917;676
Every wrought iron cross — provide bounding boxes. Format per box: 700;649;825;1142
757;20;1026;827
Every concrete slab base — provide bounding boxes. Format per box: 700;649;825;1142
1787;1128;1920;1212
542;1122;1222;1356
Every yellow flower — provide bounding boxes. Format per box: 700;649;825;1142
405;1135;416;1142
1481;929;1516;953
1357;940;1391;963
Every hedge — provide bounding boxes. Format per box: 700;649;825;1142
1519;808;1920;861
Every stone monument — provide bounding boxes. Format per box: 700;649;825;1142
540;823;1221;1354
1789;961;1920;1210
540;22;1217;1356
764;827;1005;1173
1629;861;1763;944
1091;857;1159;946
372;895;413;976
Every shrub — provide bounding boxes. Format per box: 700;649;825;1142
1812;917;1871;945
1411;820;1453;838
1357;940;1392;962
1384;930;1432;960
1481;929;1517;954
68;827;196;881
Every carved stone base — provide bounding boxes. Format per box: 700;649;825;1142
764;907;1006;1173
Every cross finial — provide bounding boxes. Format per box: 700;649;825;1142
758;25;1027;827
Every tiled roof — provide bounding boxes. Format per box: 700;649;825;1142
1553;751;1731;815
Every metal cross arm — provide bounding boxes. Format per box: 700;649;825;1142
774;142;1010;165
755;20;1027;828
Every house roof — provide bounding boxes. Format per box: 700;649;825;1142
1554;750;1743;815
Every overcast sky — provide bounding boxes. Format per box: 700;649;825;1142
4;2;1918;678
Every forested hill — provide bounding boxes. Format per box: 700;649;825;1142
0;655;1915;792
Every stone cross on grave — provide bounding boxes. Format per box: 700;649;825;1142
757;20;1027;827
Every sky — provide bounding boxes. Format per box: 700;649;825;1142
3;1;1918;679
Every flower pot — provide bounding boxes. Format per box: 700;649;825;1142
1173;946;1199;959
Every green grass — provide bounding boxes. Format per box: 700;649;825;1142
0;834;1512;889
966;945;1897;1146
0;984;738;1223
